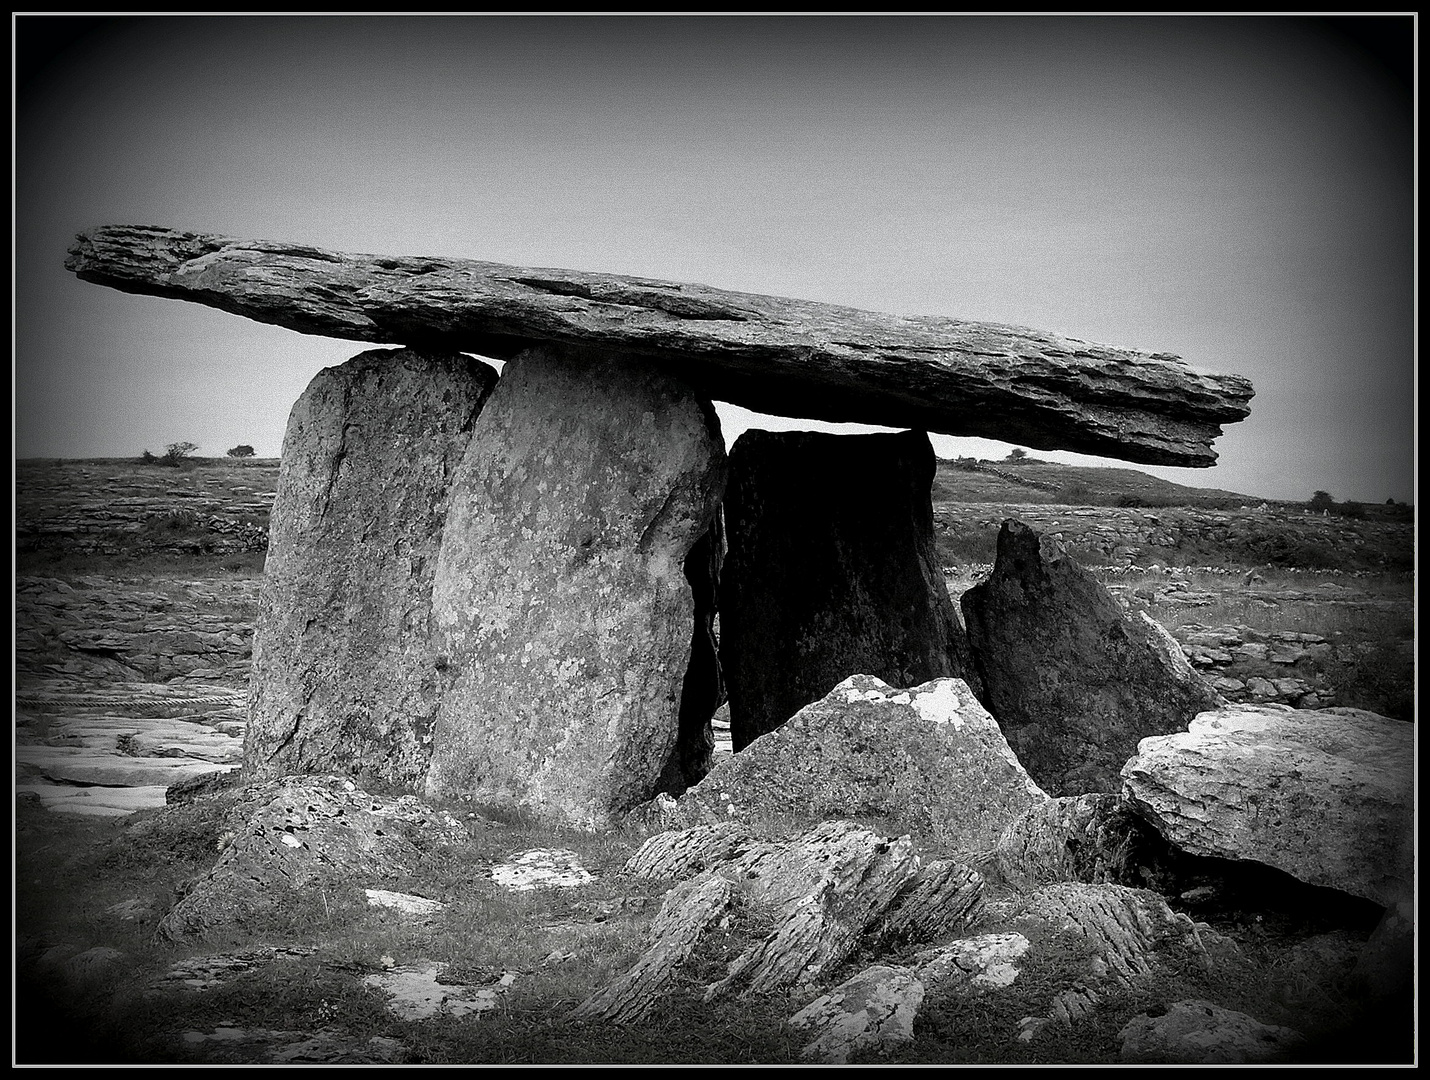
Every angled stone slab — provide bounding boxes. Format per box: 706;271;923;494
66;224;1254;466
423;346;726;828
962;520;1223;796
245;348;498;788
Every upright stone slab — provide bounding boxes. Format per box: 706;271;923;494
246;349;497;786
719;429;979;751
961;520;1223;796
424;346;726;828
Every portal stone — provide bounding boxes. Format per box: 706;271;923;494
719;428;979;751
245;349;496;786
961;520;1223;795
424;346;726;828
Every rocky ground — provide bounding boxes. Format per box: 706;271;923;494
12;457;1417;1064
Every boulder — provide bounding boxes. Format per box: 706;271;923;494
66;225;1254;467
1119;1000;1304;1064
245;348;497;787
789;964;924;1063
720;429;981;749
155;776;469;941
661;674;1048;850
423;346;726;828
961;520;1223;795
1120;705;1414;907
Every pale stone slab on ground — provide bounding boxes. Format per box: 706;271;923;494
490;849;595;892
362;963;517;1021
17;782;171;816
365;889;446;916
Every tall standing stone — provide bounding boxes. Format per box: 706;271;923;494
424;346;727;828
961;520;1223;796
719;428;979;751
245;348;498;786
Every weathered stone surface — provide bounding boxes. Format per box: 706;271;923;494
424;346;726;828
570;873;737;1025
624;821;759;881
662;675;1047;850
877;859;986;947
156;776;468;941
704;821;919;999
1121;705;1414;908
917;932;1033;992
362;964;516;1021
16;744;230;789
720;429;981;749
489;849;595;892
245;348;496;788
994;792;1173;891
999;882;1214;988
583;821;918;1019
961;520;1224;795
789;964;924;1063
66;225;1254;467
1119;999;1305;1064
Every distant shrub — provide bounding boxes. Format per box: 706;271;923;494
1006;448;1028;462
1337;501;1366;520
161;441;199;467
1055;481;1093;505
1308;490;1335;512
226;444;256;458
140;449;158;464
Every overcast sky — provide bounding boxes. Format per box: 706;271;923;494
14;14;1415;503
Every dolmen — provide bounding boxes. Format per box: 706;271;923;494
66;225;1255;829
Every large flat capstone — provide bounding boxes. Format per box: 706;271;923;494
66;225;1254;467
720;428;980;750
246;349;497;787
423;345;727;827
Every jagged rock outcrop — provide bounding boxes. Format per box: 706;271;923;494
423;346;726;827
720;429;981;748
1121;704;1414;908
245;349;497;788
961;520;1224;795
653;675;1048;850
66;225;1254;467
993;792;1173;891
575;820;920;1025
